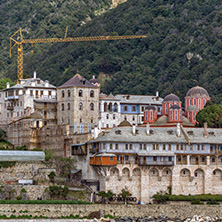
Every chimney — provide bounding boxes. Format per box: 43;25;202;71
45;80;49;87
177;122;181;137
156;91;159;97
204;122;208;138
94;125;99;139
146;123;150;136
6;82;10;89
132;124;136;136
34;71;37;79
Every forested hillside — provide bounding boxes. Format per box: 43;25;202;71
1;0;222;103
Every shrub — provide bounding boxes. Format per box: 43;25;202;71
21;188;27;193
16;196;22;200
191;199;204;205
48;171;56;183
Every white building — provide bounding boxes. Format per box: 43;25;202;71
0;72;56;125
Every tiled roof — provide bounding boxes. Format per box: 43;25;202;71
115;94;163;105
58;74;97;88
90;126;222;144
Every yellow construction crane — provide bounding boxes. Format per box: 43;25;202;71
10;27;147;82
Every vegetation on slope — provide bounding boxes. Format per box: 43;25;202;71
1;0;222;103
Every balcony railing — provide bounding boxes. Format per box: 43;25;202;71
139;161;174;166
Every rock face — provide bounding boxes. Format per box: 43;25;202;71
112;0;128;7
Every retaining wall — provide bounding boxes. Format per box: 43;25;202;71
0;204;221;218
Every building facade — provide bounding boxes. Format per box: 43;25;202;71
57;74;100;134
86;123;222;203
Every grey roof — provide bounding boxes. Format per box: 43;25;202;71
152;115;193;127
0;150;45;161
6;78;56;90
186;86;210;98
163;93;180;102
169;104;181;110
115;94;163;105
187;105;199;112
58;74;97;88
90;126;222;144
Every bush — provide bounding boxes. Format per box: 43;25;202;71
48;171;56;183
21;188;27;193
191;200;204;205
0;200;91;204
16;196;22;200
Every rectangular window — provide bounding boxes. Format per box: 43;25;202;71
181;144;183;150
125;155;129;161
163;144;166;150
169;157;172;161
197;144;200;150
115;144;119;150
140;144;142;150
190;144;193;151
16;90;19;96
40;91;44;96
110;157;113;161
168;144;171;150
153;156;157;161
125;144;128;150
201;144;205;150
110;144;113;150
103;143;106;150
49;91;52;96
143;144;147;150
176;144;179;150
130;144;133;150
152;144;155;150
30;90;33;96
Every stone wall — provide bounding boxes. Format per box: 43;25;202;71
0;204;222;218
95;164;222;203
0;162;52;184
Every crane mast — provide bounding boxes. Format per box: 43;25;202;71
10;28;147;82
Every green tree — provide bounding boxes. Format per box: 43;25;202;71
98;190;114;204
48;171;56;183
196;104;222;128
118;188;132;204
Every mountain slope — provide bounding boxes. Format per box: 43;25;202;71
2;0;222;103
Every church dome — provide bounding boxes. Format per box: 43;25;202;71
163;93;180;102
169;104;181;110
186;86;209;98
145;105;156;111
89;75;99;84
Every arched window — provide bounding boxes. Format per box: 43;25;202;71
150;111;153;120
194;99;196;105
90;90;94;98
124;116;127;120
68;90;70;97
79;90;83;97
114;103;118;112
108;103;112;112
62;90;65;98
175;110;178;120
124;106;128;111
61;103;64;111
79;102;83;110
165;103;168;113
132;106;136;112
104;103;107;112
67;103;70;110
90;103;94;111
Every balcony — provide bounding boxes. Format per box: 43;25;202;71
139;160;174;166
